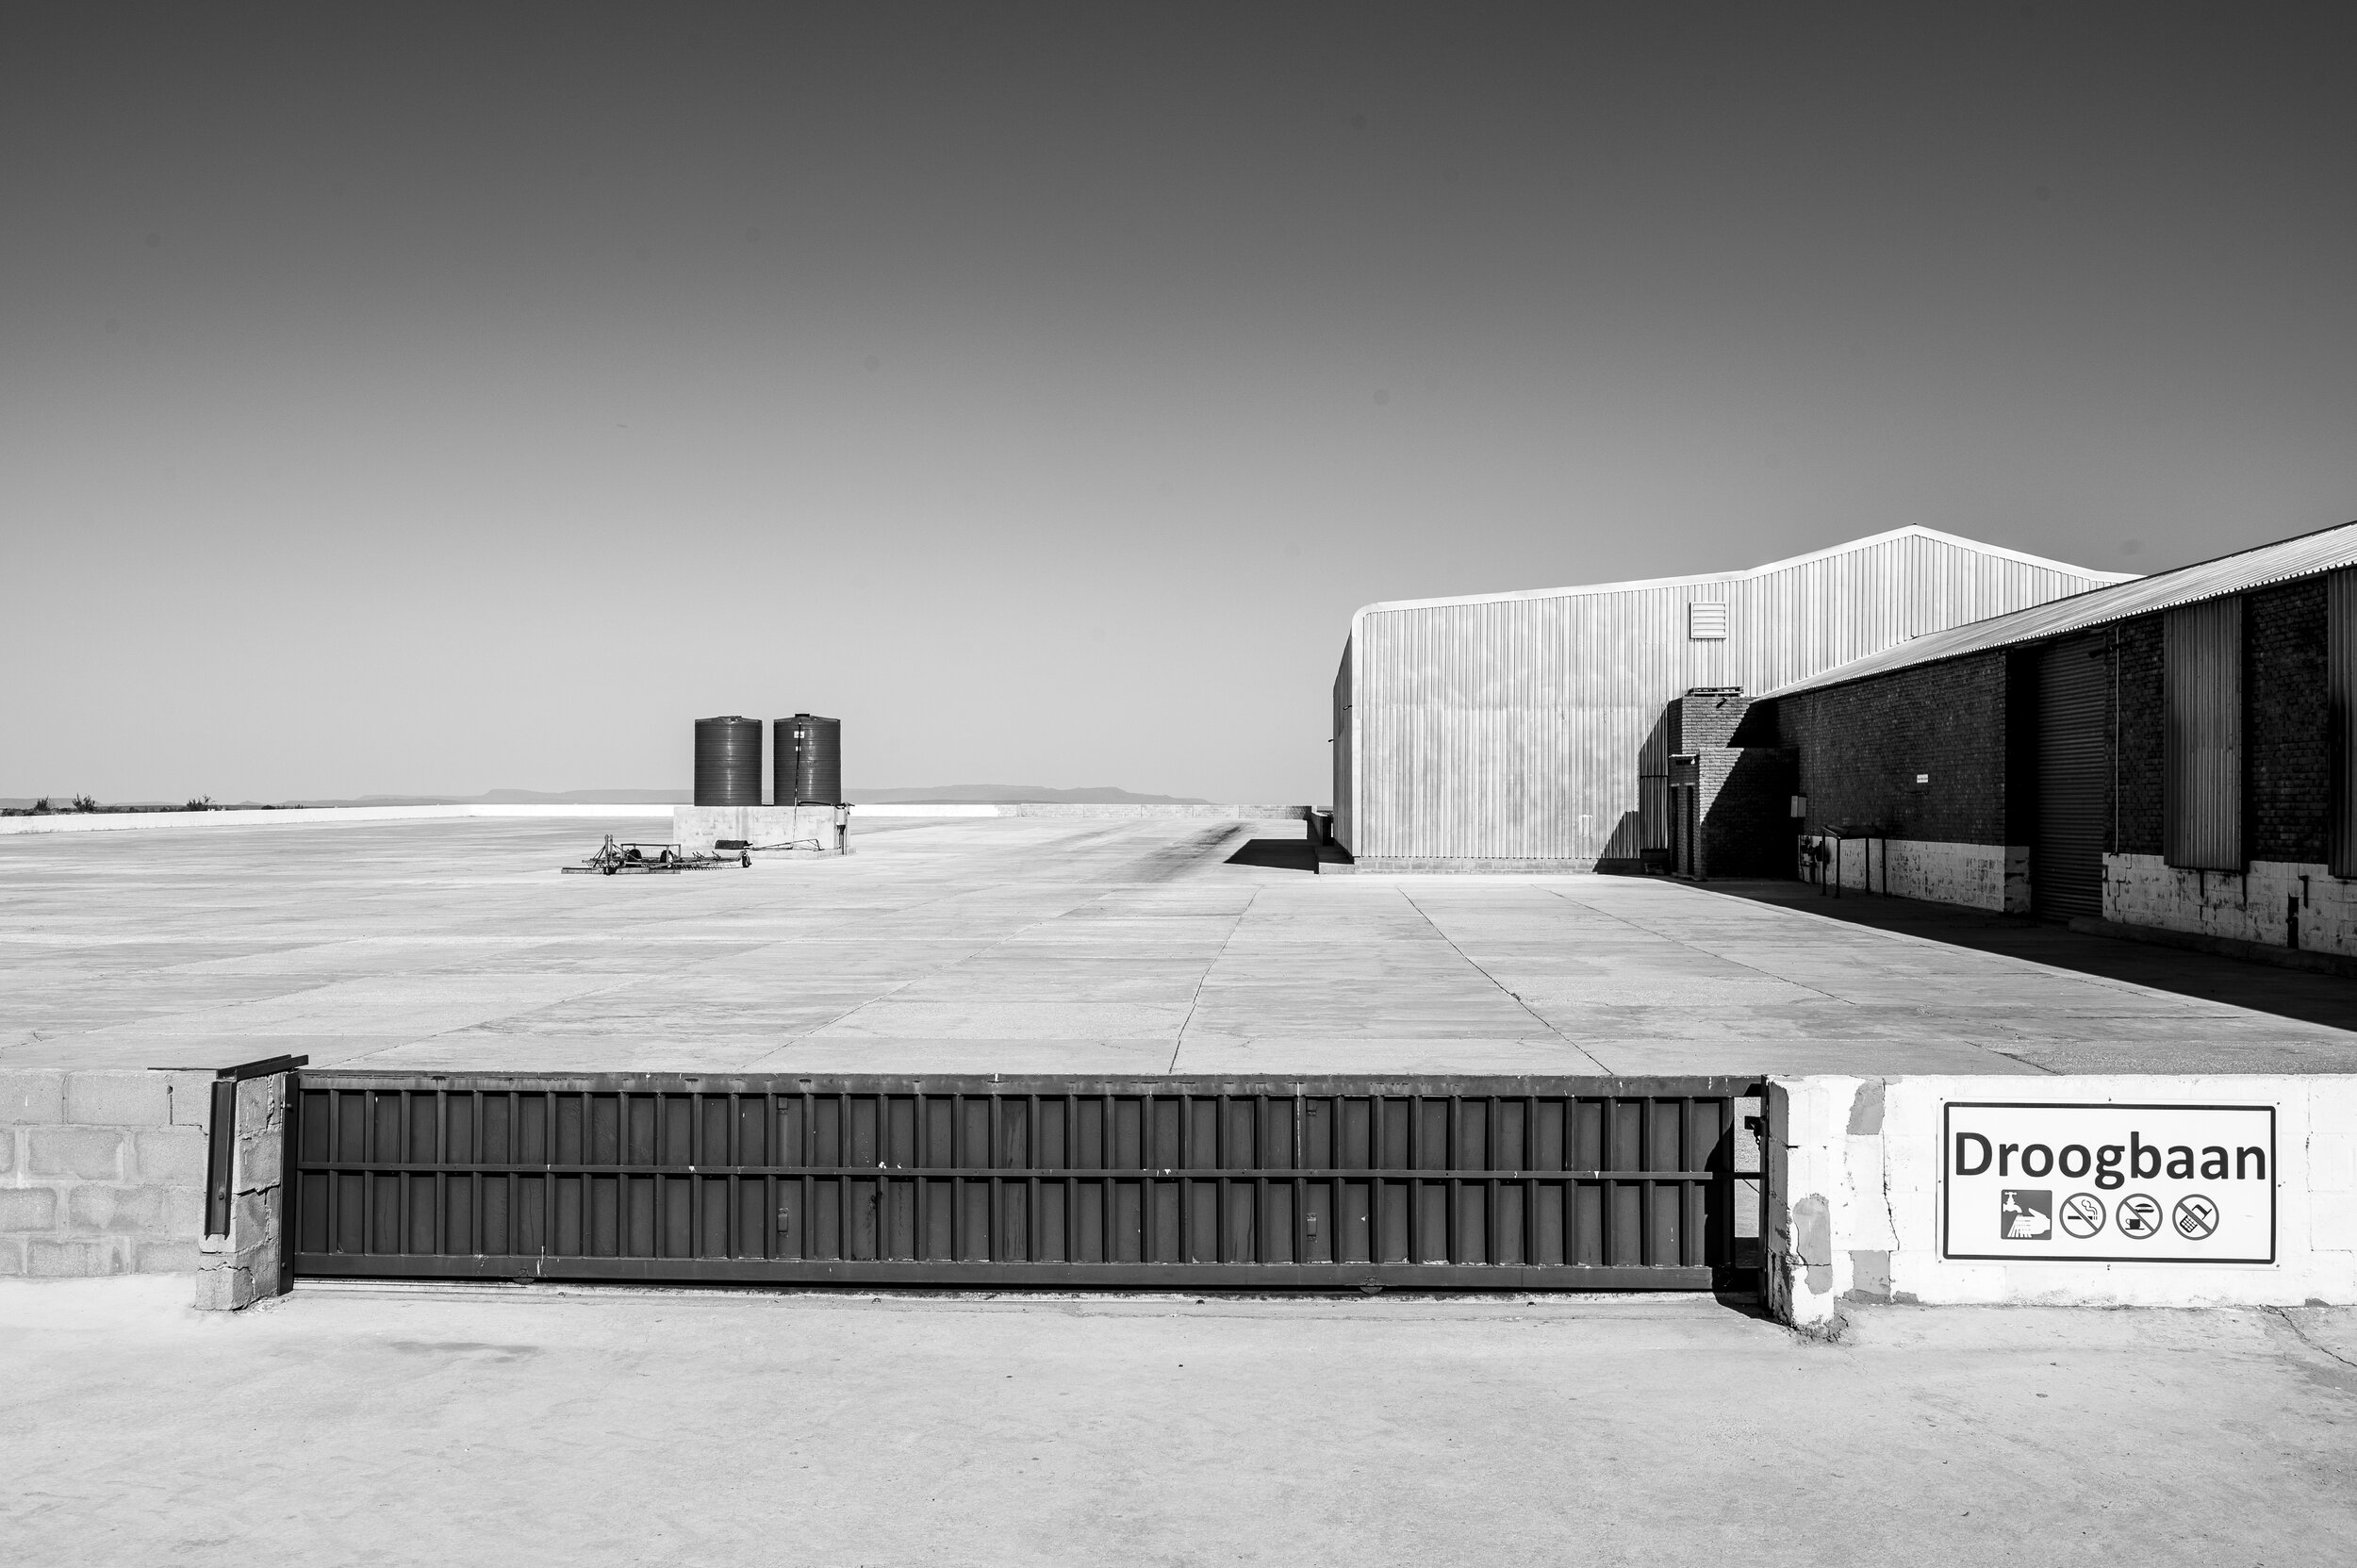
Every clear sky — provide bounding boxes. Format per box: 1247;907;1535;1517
6;3;2354;803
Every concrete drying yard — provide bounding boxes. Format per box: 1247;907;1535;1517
3;813;2355;1078
7;1277;2356;1567
8;815;2357;1566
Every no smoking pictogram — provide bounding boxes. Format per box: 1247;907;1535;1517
2058;1194;2106;1239
2174;1195;2219;1240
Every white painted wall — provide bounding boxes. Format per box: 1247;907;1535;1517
0;800;1309;840
2104;853;2357;959
1797;835;2029;914
1766;1074;2357;1329
0;802;677;835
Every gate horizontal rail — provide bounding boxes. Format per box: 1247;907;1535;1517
289;1074;1764;1291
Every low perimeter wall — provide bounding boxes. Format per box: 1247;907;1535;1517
3;1068;290;1308
843;803;1306;820
1;801;1309;840
0;803;676;836
1768;1074;2357;1329
25;1064;2346;1324
2;1071;213;1278
675;802;1305;850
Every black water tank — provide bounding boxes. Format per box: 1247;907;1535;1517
693;716;764;806
776;714;842;805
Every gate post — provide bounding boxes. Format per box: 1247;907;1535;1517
193;1056;306;1312
1762;1076;1860;1330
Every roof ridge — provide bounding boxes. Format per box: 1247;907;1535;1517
1351;525;2129;619
1759;517;2357;699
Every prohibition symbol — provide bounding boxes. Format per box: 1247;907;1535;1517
2116;1194;2164;1239
2174;1194;2219;1240
2058;1194;2106;1239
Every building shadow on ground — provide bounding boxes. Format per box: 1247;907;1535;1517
1225;837;1318;872
1702;879;2357;1034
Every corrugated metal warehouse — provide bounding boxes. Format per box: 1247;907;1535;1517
1739;518;2357;958
1331;527;2128;869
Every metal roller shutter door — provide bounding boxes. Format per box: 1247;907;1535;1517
2035;633;2110;918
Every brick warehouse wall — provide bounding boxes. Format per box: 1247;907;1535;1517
1751;584;2340;932
2115;616;2164;856
1775;652;2009;844
2248;579;2330;865
1699;746;1796;877
1670;691;1796;879
1;1070;212;1277
2114;588;2326;865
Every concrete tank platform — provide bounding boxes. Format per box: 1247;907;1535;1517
3;814;2354;1077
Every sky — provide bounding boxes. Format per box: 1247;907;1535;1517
6;2;2355;804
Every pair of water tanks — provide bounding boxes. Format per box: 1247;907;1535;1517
693;715;841;807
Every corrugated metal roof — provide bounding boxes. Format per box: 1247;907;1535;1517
1353;524;2134;617
1759;519;2357;699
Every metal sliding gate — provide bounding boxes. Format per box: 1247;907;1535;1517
290;1075;1763;1291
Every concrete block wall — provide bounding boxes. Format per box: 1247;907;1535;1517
2105;853;2357;958
1767;1074;2357;1330
0;1070;213;1278
1798;835;2029;914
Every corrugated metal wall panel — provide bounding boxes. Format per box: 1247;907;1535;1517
1331;640;1354;849
1350;532;2123;862
2035;633;2110;918
2164;597;2244;870
2332;570;2357;878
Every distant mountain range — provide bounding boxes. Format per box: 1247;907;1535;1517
2;784;1211;809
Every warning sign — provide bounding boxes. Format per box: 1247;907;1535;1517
1941;1102;2275;1264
